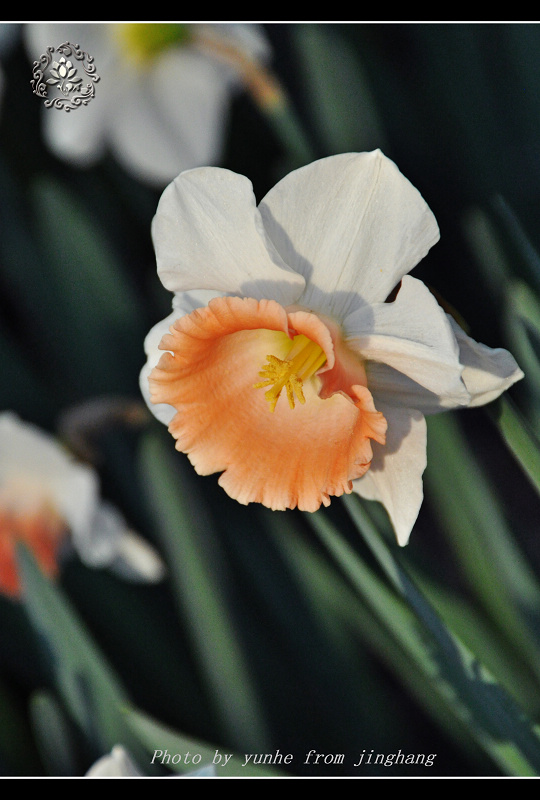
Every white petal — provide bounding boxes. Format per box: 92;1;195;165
105;528;166;583
68;500;120;565
152;167;305;304
39;89;109;166
186;764;217;776
366;362;468;414
448;316;524;406
258;150;439;319
108;48;231;187
345;276;470;406
86;745;142;777
0;412;98;538
353;405;427;546
140;311;179;426
195;22;272;65
72;501;165;583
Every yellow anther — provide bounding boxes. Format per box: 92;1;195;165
254;335;327;412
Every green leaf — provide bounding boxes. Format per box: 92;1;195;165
412;576;540;713
292;24;387;154
462;205;514;300
123;706;284;777
260;96;316;169
490;195;540;295
29;177;146;395
488;396;540;499
504;280;540;407
0;162;80;397
31;177;143;331
29;691;81;776
266;512;491;766
425;413;540;662
308;501;540;777
137;427;270;751
16;544;146;767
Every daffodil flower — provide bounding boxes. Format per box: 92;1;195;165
0;413;165;598
140;151;523;545
24;22;272;187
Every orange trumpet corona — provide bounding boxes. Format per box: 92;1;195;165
149;296;387;512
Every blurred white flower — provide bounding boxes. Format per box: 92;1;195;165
24;22;272;187
0;412;165;598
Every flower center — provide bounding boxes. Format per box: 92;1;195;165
254;334;327;412
115;23;193;64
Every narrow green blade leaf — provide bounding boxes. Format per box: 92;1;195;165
503;279;540;431
266;513;492;766
29;177;146;394
137;427;270;751
123;706;284;777
309;504;540;777
489;396;540;498
292;23;386;154
16;544;145;765
425;413;540;661
29;691;81;777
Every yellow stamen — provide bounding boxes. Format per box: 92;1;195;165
254;335;327;412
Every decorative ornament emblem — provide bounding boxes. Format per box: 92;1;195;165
31;41;100;111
